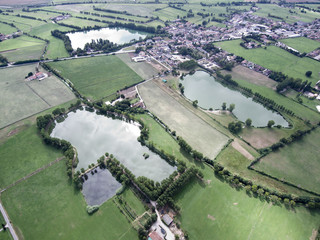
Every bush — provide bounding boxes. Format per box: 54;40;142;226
86;205;99;214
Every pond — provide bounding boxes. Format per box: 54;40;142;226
67;27;148;50
81;167;122;206
180;71;289;127
51;110;176;182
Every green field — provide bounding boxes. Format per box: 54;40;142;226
216;40;320;86
280;37;320;53
0;35;45;62
48;55;143;101
0;64;75;128
1;160;138;240
175;165;320;240
30;23;73;59
254;128;320;194
138;80;229;159
0;124;63;189
0;22;17;35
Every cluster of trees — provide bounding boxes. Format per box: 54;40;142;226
228;121;242;134
178;47;202;60
51;30;73;54
178;60;198;70
203;43;221;54
0;54;8;66
108;22;165;34
269;71;312;93
83;38;118;52
177;137;205;161
205;158;320;209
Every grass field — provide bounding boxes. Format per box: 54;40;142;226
0;0;49;6
0;124;62;189
0;14;45;33
0;22;17;35
0;35;45;62
29;23;73;59
254;127;320;194
48;55;143;101
216;40;320;86
117;53;158;80
0;64;75;128
279;37;320;53
138;80;229;159
1;160;138;240
175;165;320;240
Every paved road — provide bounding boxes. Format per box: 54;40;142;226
0;203;19;240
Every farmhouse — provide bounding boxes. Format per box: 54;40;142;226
148;231;163;240
161;214;173;226
26;72;48;81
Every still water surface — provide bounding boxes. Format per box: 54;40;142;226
181;71;288;127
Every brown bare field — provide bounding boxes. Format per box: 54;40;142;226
0;0;49;6
222;65;278;89
138;80;229;159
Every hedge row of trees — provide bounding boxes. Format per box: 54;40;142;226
51;30;73;54
205;159;320;209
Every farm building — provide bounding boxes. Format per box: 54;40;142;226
162;214;173;226
148;231;163;240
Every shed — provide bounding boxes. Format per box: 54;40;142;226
148;231;163;240
162;79;167;83
162;214;173;226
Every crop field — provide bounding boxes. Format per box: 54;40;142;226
254;4;320;24
216;40;320;86
117;53;158;80
0;35;45;62
153;7;187;21
0;14;45;33
60;17;107;28
0;64;75;128
48;55;143;101
138;80;229;159
253;127;320;194
1;160;138;240
0;124;62;189
279;37;320;53
175;165;320;240
103;4;167;17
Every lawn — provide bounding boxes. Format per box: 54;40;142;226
0;124;63;189
175;165;320;240
0;64;75;128
253;127;320;194
216;40;320;86
0;160;138;240
48;55;143;101
279;37;320;53
138;80;229;159
0;35;46;62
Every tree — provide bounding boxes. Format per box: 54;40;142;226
245;118;252;127
192;100;198;107
267;120;275;128
228;103;235;112
222;102;226;110
305;71;312;77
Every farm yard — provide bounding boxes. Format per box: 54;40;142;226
138;80;229;159
47;55;143;101
0;64;75;129
216;40;320;86
253;128;320;194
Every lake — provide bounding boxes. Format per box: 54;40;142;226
81;167;122;206
67;27;148;50
181;71;288;127
51;110;176;182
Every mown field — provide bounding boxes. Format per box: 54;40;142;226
0;0;49;6
0;22;17;35
253;127;320;194
175;165;320;240
0;35;45;62
216;40;320;86
138;80;229;159
279;37;320;53
0;64;75;128
48;55;143;101
0;124;62;189
1;160;139;240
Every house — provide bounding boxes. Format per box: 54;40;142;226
162;214;173;226
148;231;163;240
